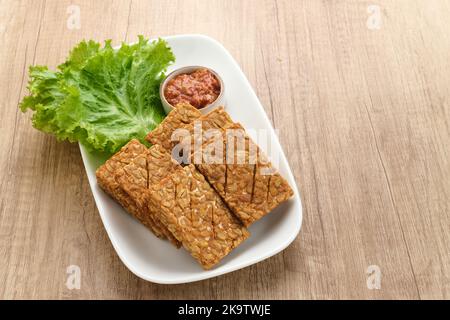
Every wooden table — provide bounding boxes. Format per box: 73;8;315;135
0;0;448;299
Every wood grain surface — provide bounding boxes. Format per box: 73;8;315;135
0;0;448;299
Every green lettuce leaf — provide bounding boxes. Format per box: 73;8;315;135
20;36;175;154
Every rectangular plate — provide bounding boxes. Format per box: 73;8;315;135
80;34;302;284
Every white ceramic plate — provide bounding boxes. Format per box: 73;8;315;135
80;34;302;284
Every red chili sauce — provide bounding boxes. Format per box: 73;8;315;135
164;68;221;109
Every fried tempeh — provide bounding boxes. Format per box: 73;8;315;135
194;123;294;227
95;139;147;196
116;145;182;247
145;103;202;152
170;106;235;164
147;165;249;269
189;106;234;131
94;139;168;236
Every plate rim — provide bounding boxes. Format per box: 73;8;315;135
80;33;303;284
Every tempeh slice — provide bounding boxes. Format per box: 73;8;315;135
116;145;182;247
95;139;147;196
94;139;164;235
180;107;234;161
145;103;202;152
194;123;294;226
148;165;249;269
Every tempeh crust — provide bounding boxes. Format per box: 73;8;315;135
116;145;182;247
95;139;147;196
180;107;234;160
148;165;250;269
94;139;163;234
194;123;294;226
145;103;202;152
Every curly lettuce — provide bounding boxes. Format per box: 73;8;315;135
20;36;175;154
